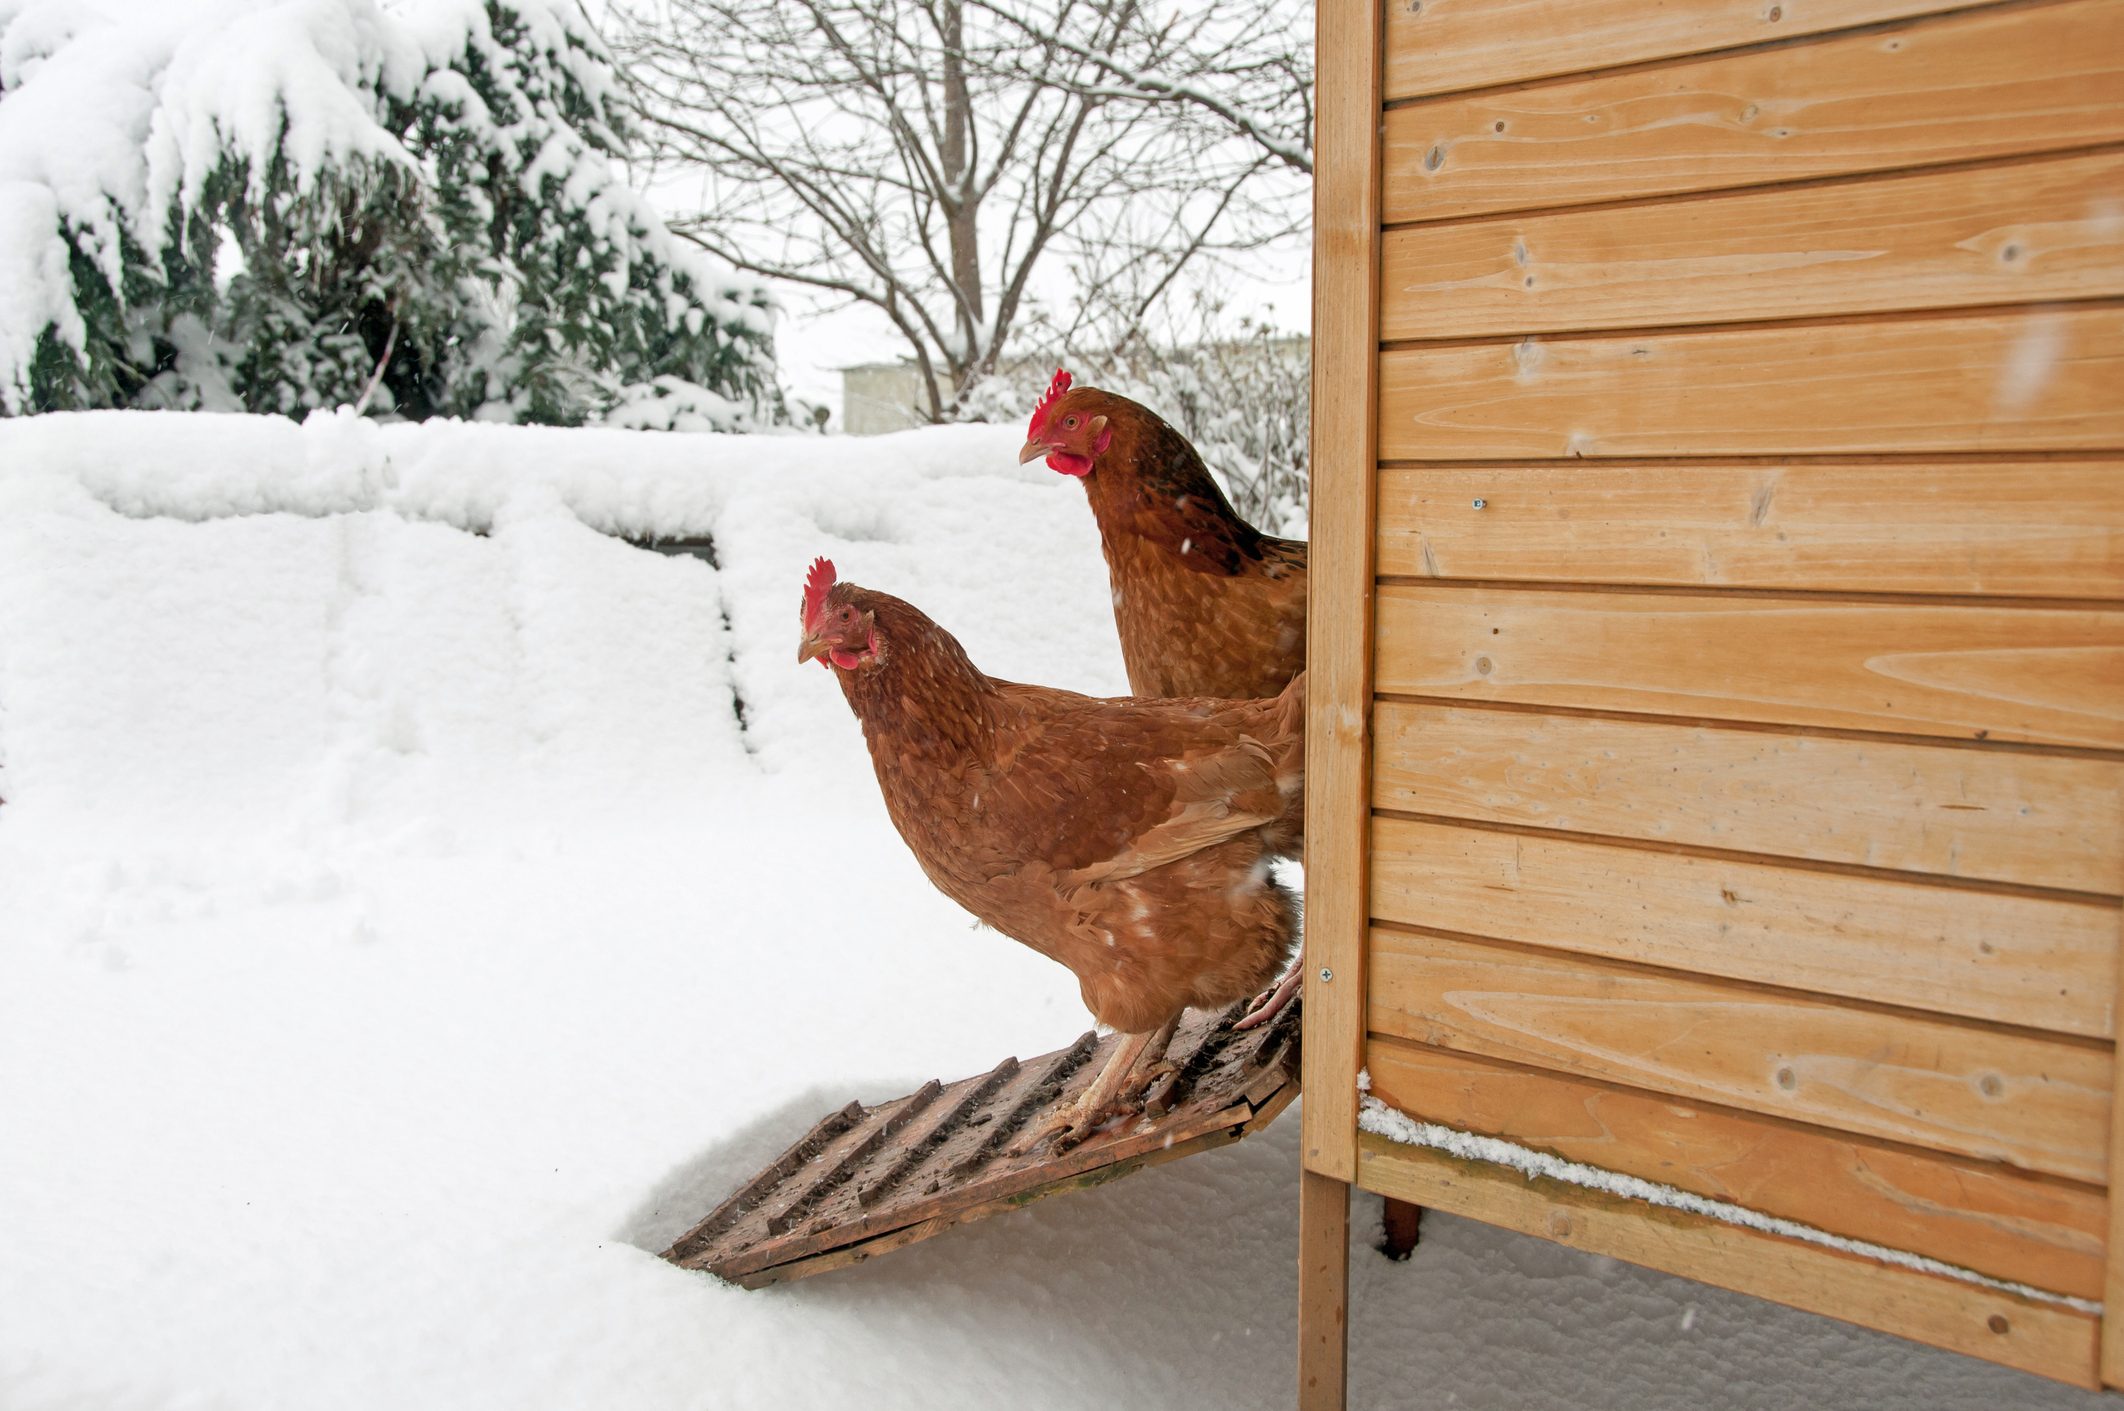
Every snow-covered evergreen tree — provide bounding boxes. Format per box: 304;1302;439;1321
0;0;780;427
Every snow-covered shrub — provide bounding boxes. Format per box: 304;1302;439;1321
0;0;780;428
1116;323;1310;539
601;374;744;433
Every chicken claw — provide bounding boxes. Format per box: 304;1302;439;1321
1012;1092;1121;1157
1234;956;1303;1032
1012;1020;1176;1156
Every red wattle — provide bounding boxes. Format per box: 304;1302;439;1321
830;648;862;669
1046;452;1092;477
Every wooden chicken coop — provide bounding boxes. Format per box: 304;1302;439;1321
1297;0;2124;1401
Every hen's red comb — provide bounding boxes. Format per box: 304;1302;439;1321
802;556;836;629
1027;368;1072;437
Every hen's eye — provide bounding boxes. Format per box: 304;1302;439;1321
1063;415;1079;430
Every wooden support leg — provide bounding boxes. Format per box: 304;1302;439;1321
1299;1168;1350;1411
1380;1197;1422;1260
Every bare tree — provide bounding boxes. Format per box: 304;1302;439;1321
610;0;1312;421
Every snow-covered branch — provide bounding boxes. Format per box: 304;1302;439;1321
0;0;781;427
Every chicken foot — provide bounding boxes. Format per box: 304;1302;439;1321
1015;1017;1179;1155
1234;948;1303;1032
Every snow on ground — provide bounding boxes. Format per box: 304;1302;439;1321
0;411;2113;1410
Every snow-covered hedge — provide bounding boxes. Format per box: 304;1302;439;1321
0;407;1127;811
0;0;780;427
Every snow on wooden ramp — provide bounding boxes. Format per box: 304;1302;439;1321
664;1000;1300;1288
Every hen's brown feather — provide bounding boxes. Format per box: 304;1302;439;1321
1068;391;1307;700
824;584;1304;1035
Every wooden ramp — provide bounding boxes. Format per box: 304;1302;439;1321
664;1000;1301;1288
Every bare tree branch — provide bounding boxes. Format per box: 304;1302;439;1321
607;0;1311;418
966;0;1312;175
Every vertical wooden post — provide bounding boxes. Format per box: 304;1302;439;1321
1380;1196;1422;1260
1299;1168;1352;1411
1300;0;1383;1186
1298;0;1380;1403
2100;906;2124;1387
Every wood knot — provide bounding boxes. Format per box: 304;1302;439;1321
1988;1314;2010;1335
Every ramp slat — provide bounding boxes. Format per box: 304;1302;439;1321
663;1001;1301;1286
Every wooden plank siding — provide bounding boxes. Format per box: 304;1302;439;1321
1381;149;2124;339
1369;816;2119;1035
1381;0;1988;102
1380;0;2124;225
1372;703;2124;894
1364;1038;2109;1300
1378;307;2124;460
1374;586;2124;748
1357;1133;2103;1386
1306;0;2124;1395
1376;461;2124;598
1367;928;2114;1183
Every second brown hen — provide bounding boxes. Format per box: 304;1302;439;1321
1019;369;1307;702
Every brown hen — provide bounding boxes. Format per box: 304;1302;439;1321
1019;370;1307;702
797;557;1304;1147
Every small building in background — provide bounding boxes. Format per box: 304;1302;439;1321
839;337;1311;438
838;361;937;436
837;353;1075;435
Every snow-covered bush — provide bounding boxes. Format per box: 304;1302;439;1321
1113;322;1310;539
0;0;781;428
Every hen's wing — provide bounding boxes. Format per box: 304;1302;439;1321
1059;734;1287;887
970;684;1297;885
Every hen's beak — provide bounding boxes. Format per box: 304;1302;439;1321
797;631;827;665
1017;438;1050;465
